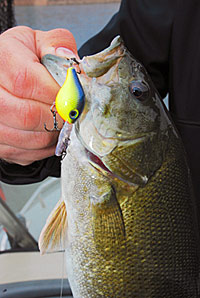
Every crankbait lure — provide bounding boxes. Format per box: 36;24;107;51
56;66;85;124
44;63;85;157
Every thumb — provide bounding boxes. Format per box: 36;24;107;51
36;28;79;59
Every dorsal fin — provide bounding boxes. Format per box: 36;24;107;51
39;200;67;255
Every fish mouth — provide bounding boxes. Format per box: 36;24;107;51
75;121;153;186
84;148;112;175
85;147;142;186
84;147;126;184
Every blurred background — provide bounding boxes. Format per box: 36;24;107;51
14;0;120;49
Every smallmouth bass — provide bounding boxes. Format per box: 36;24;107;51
39;36;200;297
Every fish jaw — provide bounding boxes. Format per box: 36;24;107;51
75;119;165;187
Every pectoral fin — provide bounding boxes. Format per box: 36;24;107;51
90;186;126;258
39;200;67;254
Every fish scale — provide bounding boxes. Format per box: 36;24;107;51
39;36;200;297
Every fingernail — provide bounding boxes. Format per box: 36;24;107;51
56;47;76;58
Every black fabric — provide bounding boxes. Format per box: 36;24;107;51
0;156;61;185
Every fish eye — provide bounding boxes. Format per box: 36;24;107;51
129;81;150;101
69;109;79;120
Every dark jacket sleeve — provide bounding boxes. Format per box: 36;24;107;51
79;0;176;99
1;0;176;185
0;156;61;185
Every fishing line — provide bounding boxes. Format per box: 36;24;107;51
60;250;65;298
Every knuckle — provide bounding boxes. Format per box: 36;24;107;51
21;101;36;129
13;66;36;99
13;68;27;97
19;101;42;130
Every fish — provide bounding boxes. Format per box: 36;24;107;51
39;36;200;297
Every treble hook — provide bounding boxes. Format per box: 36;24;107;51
44;104;61;132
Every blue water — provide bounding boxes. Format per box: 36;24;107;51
15;3;120;49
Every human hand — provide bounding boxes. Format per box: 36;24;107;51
0;26;78;165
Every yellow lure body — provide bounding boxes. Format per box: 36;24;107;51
55;67;85;123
